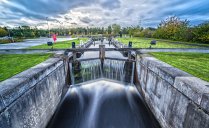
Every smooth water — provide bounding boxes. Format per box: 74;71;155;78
79;41;126;59
48;80;159;128
47;40;160;128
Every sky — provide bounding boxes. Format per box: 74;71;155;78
0;0;209;29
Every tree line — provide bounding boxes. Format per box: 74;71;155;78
0;24;121;38
0;16;209;43
125;16;209;44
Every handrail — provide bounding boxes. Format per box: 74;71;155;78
1;48;209;54
77;57;135;62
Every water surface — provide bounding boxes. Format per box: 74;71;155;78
48;79;159;128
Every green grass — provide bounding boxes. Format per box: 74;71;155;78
28;38;88;49
0;54;52;82
117;37;208;48
151;52;209;82
143;37;209;47
0;38;24;44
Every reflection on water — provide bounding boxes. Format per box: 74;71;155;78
48;79;159;128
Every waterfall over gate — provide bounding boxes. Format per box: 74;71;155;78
69;59;135;85
47;40;161;128
80;59;102;83
103;59;125;81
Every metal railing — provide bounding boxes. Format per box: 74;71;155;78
1;48;209;54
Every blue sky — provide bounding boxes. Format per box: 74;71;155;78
0;0;209;28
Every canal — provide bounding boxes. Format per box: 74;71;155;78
47;39;160;128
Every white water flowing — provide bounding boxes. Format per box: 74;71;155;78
48;80;158;128
70;59;134;84
48;40;160;128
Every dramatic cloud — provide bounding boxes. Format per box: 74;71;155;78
0;0;209;28
100;0;121;9
80;17;92;24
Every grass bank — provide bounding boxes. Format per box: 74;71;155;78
0;54;52;82
117;37;208;48
0;38;24;44
28;38;88;49
151;52;209;82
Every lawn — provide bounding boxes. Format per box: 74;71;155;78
151;52;209;82
0;54;52;82
28;38;88;49
0;38;24;44
117;37;208;48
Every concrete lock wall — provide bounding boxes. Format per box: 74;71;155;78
137;57;209;128
0;57;66;128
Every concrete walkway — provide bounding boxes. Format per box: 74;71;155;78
0;37;77;49
137;48;209;54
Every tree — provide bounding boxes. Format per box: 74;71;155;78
139;27;156;38
107;25;112;34
0;28;8;37
193;22;209;43
122;27;128;35
154;16;189;40
127;26;143;37
101;27;105;34
21;26;30;30
127;27;134;37
112;24;121;35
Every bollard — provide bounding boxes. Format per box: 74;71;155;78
99;45;105;60
72;42;75;48
128;41;132;48
99;45;105;70
149;40;157;48
47;41;53;49
128;41;132;60
72;42;76;61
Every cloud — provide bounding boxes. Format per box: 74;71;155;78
80;17;92;24
0;0;209;28
100;0;121;9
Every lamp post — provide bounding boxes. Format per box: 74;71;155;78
6;26;14;42
60;22;63;36
46;17;50;38
57;21;63;36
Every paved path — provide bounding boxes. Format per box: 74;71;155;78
137;48;209;54
0;37;77;49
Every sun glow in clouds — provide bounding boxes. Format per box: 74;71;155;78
0;0;209;28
